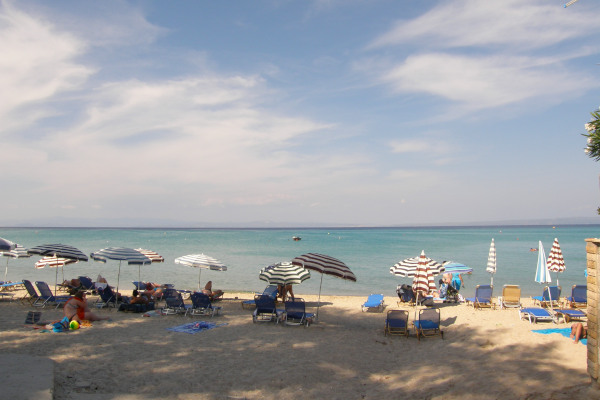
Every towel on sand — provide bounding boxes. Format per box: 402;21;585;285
167;321;227;334
532;328;587;345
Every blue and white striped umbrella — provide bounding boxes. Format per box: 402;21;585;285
259;261;310;286
441;261;473;275
28;243;89;294
174;254;227;291
91;247;152;295
1;244;30;282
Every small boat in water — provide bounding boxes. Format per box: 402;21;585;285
292;236;301;241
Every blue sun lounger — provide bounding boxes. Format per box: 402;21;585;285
519;307;557;324
384;310;409;337
413;308;443;340
362;294;384;312
242;285;279;309
532;286;561;308
553;308;586;323
565;285;587;308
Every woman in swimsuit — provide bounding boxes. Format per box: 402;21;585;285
64;290;109;322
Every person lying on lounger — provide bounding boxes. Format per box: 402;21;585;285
64;290;109;322
143;282;164;300
130;289;149;305
570;322;587;343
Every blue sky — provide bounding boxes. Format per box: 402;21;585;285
1;0;599;227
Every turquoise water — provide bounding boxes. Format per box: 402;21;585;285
1;225;597;298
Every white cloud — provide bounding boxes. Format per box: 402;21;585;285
0;1;93;132
369;0;597;50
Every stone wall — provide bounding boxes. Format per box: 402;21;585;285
585;239;599;384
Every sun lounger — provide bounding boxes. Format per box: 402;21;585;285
283;298;313;327
34;281;70;308
362;294;384;312
186;292;221;317
252;294;282;323
465;285;494;309
384;310;409;337
565;285;586;308
413;308;443;340
500;285;521;309
519;307;557;324
162;289;191;315
532;286;561;308
553;308;586;323
95;285;119;308
21;280;40;306
242;285;279;309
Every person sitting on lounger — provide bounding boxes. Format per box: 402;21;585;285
570;322;587;343
64;290;109;322
202;281;224;301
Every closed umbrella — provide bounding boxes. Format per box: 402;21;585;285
486;239;497;286
134;248;164;284
28;244;88;295
174;254;227;291
534;240;553;305
90;247;151;296
259;261;311;286
291;253;356;321
1;244;30;282
546;238;565;286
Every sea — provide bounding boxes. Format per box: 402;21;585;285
1;225;598;298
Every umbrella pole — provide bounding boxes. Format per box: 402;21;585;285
490;275;494;287
138;265;141;287
54;254;59;296
117;260;122;300
4;258;9;282
198;269;202;292
315;273;324;321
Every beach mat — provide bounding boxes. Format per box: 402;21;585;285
532;328;587;345
167;321;228;334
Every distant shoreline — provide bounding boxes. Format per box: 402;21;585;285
2;223;600;230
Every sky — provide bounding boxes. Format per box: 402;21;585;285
1;0;600;228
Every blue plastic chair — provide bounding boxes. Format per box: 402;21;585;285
242;285;279;309
361;294;384;312
384;310;409;337
566;285;586;308
187;292;221;317
413;308;443;340
34;281;70;309
519;307;557;324
252;294;281;323
283;298;313;327
465;285;494;309
532;286;561;308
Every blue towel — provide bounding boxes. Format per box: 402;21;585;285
167;321;228;334
532;328;587;345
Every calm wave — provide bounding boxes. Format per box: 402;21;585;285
1;225;597;298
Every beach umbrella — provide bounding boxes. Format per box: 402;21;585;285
174;254;227;291
390;251;445;278
134;248;164;284
534;241;551;285
291;253;356;321
1;244;30;282
486;239;497;286
90;247;152;296
546;238;566;286
259;261;311;286
441;261;473;275
0;237;16;252
28;244;89;295
412;251;439;301
34;256;78;288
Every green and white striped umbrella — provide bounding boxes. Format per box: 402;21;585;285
259;261;310;286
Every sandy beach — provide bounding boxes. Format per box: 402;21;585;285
0;288;598;400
